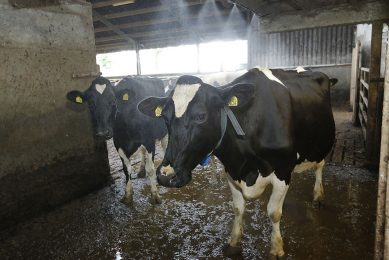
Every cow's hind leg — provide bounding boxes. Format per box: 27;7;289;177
118;148;134;204
268;175;289;258
138;146;147;178
145;151;162;204
313;160;325;207
224;178;246;256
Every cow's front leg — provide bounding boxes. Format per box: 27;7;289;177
145;151;162;204
118;148;134;204
224;177;246;256
268;175;289;258
313;160;325;207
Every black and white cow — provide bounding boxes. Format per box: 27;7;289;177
67;76;167;204
138;67;337;256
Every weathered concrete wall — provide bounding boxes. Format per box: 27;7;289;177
0;0;109;229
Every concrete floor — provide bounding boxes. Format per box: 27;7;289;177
0;109;378;259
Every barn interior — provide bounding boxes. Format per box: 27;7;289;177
0;0;389;258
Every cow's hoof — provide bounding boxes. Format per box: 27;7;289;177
268;253;286;260
313;200;323;209
138;168;146;178
151;195;162;205
222;244;242;256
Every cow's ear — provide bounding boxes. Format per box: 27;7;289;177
138;96;168;118
66;90;85;104
221;83;255;108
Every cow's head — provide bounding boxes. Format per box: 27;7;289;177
66;77;117;139
138;75;254;188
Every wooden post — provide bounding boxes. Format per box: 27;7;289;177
375;23;389;260
366;22;383;166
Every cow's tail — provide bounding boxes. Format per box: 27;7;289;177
329;78;338;87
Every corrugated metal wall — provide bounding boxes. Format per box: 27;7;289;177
248;25;355;67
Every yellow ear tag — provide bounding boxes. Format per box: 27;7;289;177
122;93;129;101
228;96;238;107
155;106;163;117
75;96;83;104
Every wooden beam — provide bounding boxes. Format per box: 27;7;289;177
93;10;135;47
93;0;203;21
94;6;168;21
94;9;230;33
93;0;135;8
366;21;384;165
95;21;247;43
259;1;389;32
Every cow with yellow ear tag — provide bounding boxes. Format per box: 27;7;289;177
138;68;336;258
66;76;168;205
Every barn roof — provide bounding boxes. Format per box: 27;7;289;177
91;0;389;53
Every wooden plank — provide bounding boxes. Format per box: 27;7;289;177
365;21;383;164
94;9;231;33
360;90;369;107
361;67;370;72
361;78;370;90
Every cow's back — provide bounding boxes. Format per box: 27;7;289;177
273;69;335;163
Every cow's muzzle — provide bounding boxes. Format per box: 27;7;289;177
156;164;192;188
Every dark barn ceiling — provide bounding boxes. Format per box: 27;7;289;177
91;0;252;53
90;0;384;53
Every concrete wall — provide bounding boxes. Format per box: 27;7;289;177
0;0;109;229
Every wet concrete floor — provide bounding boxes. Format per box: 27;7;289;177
0;110;378;259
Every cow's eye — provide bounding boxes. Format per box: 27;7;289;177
191;113;207;123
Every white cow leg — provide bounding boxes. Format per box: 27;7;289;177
267;175;289;258
138;146;147;178
225;177;246;255
118;148;134;204
145;151;162;204
313;160;325;205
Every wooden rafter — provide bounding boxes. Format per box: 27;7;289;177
95;21;247;43
94;9;230;33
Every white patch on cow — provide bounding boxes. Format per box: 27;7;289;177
293;160;318;174
255;67;286;87
226;175;246;247
297;153;300;159
226;171;289;256
293;159;326;202
144;150;161;203
295;66;307;73
160;164;175;176
267;173;288;257
95;83;106;94
172;83;201;117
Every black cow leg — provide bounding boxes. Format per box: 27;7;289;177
120;158;133;204
222;244;242;256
